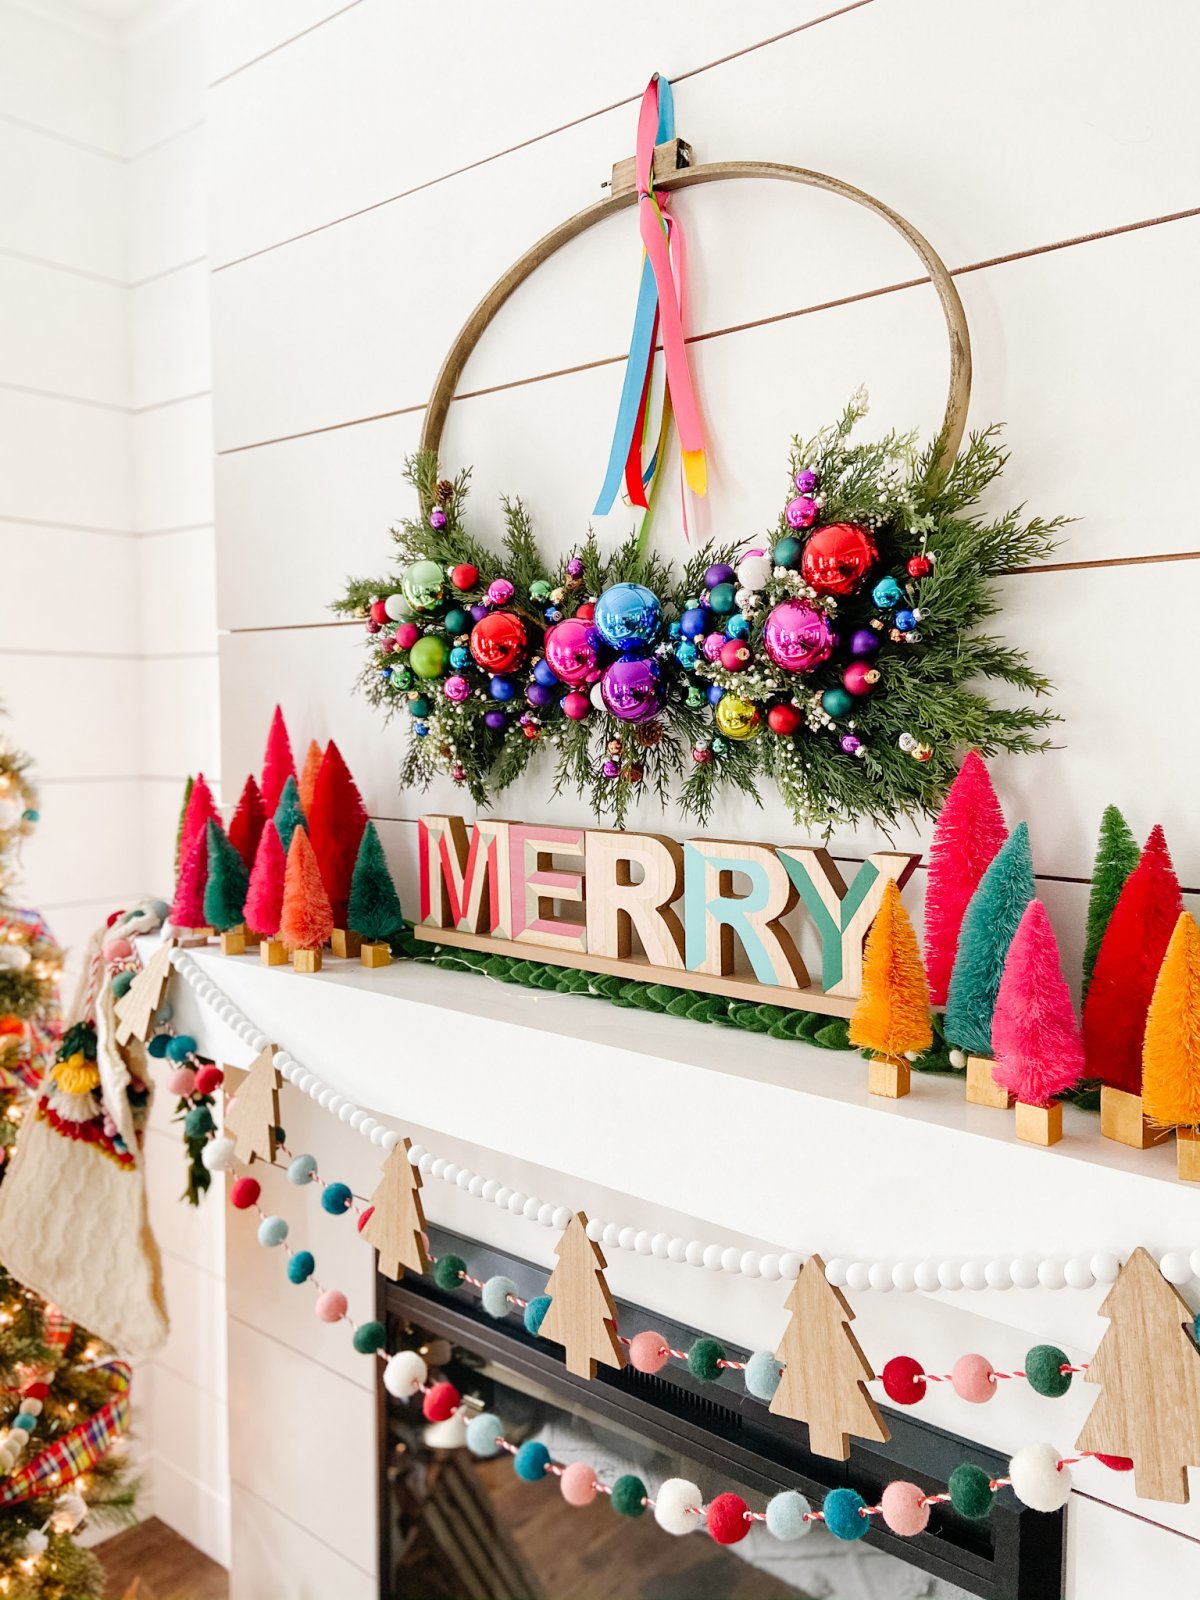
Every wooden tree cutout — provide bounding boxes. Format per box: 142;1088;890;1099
114;939;175;1046
360;1140;429;1280
770;1254;889;1460
538;1212;626;1380
1076;1246;1200;1503
223;1044;280;1166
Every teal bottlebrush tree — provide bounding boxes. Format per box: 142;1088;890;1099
1081;805;1140;1002
347;822;405;945
922;751;1007;1006
944;822;1036;1058
203;818;249;933
272;774;306;854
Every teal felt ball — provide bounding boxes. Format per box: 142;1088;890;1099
765;1490;812;1540
773;536;803;570
287;1153;318;1186
433;1254;467;1292
524;1294;551;1336
744;1349;783;1401
353;1320;386;1354
948;1463;994;1519
1024;1344;1072;1398
823;1488;869;1541
513;1441;550;1482
687;1337;726;1383
166;1035;197;1062
154;1000;173;1023
481;1275;518;1319
611;1475;647;1517
287;1251;315;1284
148;1034;171;1058
184;1106;214;1138
321;1182;352;1215
111;970;135;998
13;1414;36;1432
466;1413;504;1457
257;1216;288;1248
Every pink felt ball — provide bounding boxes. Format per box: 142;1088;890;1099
560;1462;598;1506
230;1176;260;1210
167;1066;197;1097
194;1064;224;1095
880;1480;930;1537
422;1381;460;1422
395;622;420;651
561;691;590;721
314;1290;347;1323
628;1331;670;1374
951;1354;996;1404
707;1492;750;1545
102;937;133;962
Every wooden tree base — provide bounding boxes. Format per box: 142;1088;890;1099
1015;1100;1062;1146
1177;1127;1200;1182
965;1055;1014;1109
868;1055;910;1099
219;926;246;956
176;927;214;947
292;948;322;974
1100;1086;1169;1149
360;942;392;968
331;928;362;959
259;939;287;967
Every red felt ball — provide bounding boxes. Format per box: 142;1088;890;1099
907;555;933;578
23;1383;49;1402
395;622;420;651
194;1065;224;1095
230;1176;261;1210
767;704;804;736
450;563;478;592
369;600;389;626
707;1492;750;1545
357;1205;375;1233
882;1356;927;1405
1093;1454;1134;1472
574;602;595;622
422;1381;460;1422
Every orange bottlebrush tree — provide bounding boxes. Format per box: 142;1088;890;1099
849;879;932;1059
1143;913;1200;1129
279;827;333;952
297;738;324;815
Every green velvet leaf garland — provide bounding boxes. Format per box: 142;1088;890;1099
1081;804;1140;1002
346;821;405;943
943;822;1036;1056
203;818;250;932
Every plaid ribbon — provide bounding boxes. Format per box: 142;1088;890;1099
0;1360;131;1506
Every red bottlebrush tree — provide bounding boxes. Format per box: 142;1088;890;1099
307;740;368;928
297;739;324;815
1082;826;1183;1093
992;900;1084;1106
169;827;209;930
178;773;219;867
280;827;333;951
260;705;296;816
244;821;286;939
227;774;266;870
923;751;1007;1006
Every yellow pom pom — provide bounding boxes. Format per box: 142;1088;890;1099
1144;912;1200;1127
849;879;933;1058
53;1053;100;1095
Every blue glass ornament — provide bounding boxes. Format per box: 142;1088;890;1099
675;641;698;668
894;608;917;632
707;684;725;706
533;658;559;688
380;667;392;682
594;582;662;650
726;614;751;640
680;607;708;639
413;723;429;737
544;606;563;623
449;646;470;669
872;577;903;608
489;676;517;701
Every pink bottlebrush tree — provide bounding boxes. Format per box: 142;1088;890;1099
244;820;286;938
992;899;1084;1106
178;773;219;868
169;827;209;930
923;751;1007;1005
260;705;296;816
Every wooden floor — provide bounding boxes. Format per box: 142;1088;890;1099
97;1518;228;1600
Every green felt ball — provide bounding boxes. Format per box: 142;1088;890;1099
111;970;135;998
353;1321;387;1354
773;536;803;569
1024;1344;1072;1398
410;636;448;679
433;1254;467;1292
610;1475;647;1517
687;1337;726;1382
184;1106;214;1138
948;1463;994;1520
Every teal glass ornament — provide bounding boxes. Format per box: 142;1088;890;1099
821;687;854;718
872;576;904;608
773;536;803;569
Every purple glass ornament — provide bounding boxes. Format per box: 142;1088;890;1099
566;556;585;579
762;600;838;673
704;562;736;590
840;734;862;755
429;508;448;530
602;759;620;778
599;654;665;723
543;618;598;686
702;632;725;663
849;627;880;657
486;577;515;606
525;682;555;708
443;674;470;702
785;496;819;530
484;710;508;730
470;603;489;623
793;469;819;495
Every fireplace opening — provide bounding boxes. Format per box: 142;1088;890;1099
377;1228;1064;1600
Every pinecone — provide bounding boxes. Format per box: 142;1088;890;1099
636;720;664;748
434;478;454;505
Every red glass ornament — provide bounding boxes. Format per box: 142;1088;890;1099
719;639;752;672
469;610;528;673
575;602;596;622
369;599;389;625
801;522;878;596
522;724;539;741
843;661;881;697
450;563;478;591
882;1355;926;1405
767;704;804;735
907;555;933;579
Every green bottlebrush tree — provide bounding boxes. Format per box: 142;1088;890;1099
347;822;405;943
1081;804;1140;1002
273;774;306;853
173;774;193;877
203;818;249;933
944;822;1036;1056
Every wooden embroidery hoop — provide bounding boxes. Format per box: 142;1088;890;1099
419;150;973;490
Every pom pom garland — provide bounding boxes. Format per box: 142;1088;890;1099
202;1136;235;1172
166;1034;197;1062
610;1475;647;1517
383;1350;428;1399
481;1274;518;1318
1007;1443;1072;1512
560;1462;598;1506
948;1463;994;1518
465;1412;504;1456
230;1176;260;1209
287;1251;315;1284
422;1381;460;1422
653;1477;701;1535
686;1336;726;1382
194;1064;224;1095
765;1490;813;1540
880;1481;929;1537
320;1181;353;1215
628;1331;670;1374
706;1492;750;1544
1024;1344;1073;1398
882;1356;927;1404
513;1440;551;1481
950;1353;996;1404
823;1487;869;1541
257;1215;289;1248
314;1289;347;1322
288;1152;318;1185
744;1349;783;1400
432;1254;467;1292
523;1294;551;1335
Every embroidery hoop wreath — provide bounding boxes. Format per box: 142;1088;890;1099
336;158;1063;832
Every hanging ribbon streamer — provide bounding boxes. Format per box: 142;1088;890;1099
594;75;707;535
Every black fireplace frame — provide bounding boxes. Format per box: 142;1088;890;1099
377;1224;1064;1600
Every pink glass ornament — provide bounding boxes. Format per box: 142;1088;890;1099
762;601;837;673
544;618;599;685
443;675;470;702
561;691;590;720
702;633;725;663
486;578;514;605
395;622;420;650
785;496;819;529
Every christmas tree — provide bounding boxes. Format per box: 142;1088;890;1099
279;829;333;953
944;822;1035;1057
260;705;296;816
227;775;266;871
538;1213;626;1380
307;741;368;929
1143;913;1200;1159
849;879;932;1060
297;739;324;815
273;775;306;855
347;823;405;944
1081;805;1140;1001
770;1255;888;1460
167;827;209;932
923;751;1007;1005
361;1141;429;1280
1082;826;1182;1094
244;822;286;940
203;819;249;936
1076;1247;1200;1503
992;900;1083;1128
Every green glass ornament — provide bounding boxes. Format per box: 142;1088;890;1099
822;686;854;718
685;687;704;709
392;667;413;691
402;558;445;613
410;635;448;679
408;697;430;718
708;582;736;615
773;535;803;569
711;736;728;755
529;579;552;601
443;607;469;636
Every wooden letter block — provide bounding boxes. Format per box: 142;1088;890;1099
292;948;322;974
330;928;362;959
584;829;684;968
259;939;287;967
360;941;392;969
1100;1085;1170;1149
419;816;512;937
1176;1126;1200;1182
966;1055;1014;1109
219;926;246;957
683;840;808;989
1015;1101;1062;1147
868;1055;910;1099
509;825;586;953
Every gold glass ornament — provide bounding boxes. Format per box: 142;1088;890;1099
713;693;762;742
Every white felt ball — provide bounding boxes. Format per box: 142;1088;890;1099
736;554;772;592
383;1350;428;1399
654;1477;702;1536
1160;1251;1192;1285
202;1137;236;1173
1008;1443;1072;1512
383;593;409;621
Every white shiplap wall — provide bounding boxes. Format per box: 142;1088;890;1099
204;2;1200;1595
0;0;226;1567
